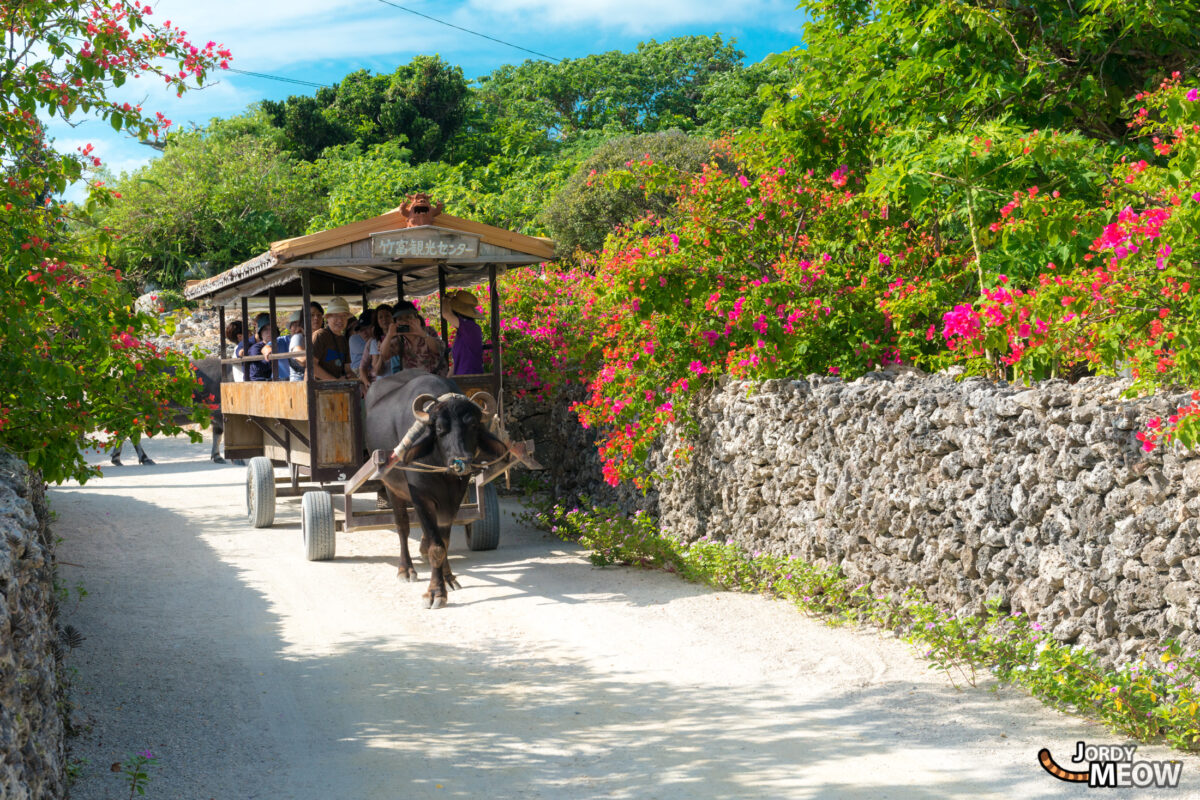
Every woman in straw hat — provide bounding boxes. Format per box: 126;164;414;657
442;290;485;376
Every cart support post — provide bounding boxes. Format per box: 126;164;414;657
218;305;228;382
268;288;278;381
240;296;250;371
301;269;319;469
438;264;448;343
489;262;501;404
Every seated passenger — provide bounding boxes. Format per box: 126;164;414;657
246;319;275;382
224;320;246;381
390;300;447;376
367;304;397;382
295;296;356;381
274;311;301;381
442;290;485;376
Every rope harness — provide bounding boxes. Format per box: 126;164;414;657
385;392;499;476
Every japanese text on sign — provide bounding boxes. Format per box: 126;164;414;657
372;228;479;259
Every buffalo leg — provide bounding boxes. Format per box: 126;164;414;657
210;429;225;464
109;440;124;466
440;533;461;592
387;489;418;582
412;504;448;609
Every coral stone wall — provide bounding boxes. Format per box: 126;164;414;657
515;370;1200;668
660;371;1200;666
0;450;64;799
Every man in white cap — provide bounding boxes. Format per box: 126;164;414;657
293;296;356;381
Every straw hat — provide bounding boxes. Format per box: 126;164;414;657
326;296;351;315
448;290;484;319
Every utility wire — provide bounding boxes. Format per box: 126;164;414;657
372;0;563;63
226;67;331;89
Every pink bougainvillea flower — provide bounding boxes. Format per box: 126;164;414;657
1188;88;1199;102
877;253;891;266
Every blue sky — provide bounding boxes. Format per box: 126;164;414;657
46;0;807;186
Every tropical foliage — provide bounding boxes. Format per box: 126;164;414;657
2;0;222;481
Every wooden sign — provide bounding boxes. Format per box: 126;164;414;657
370;226;480;260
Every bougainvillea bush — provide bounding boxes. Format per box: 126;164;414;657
506;77;1200;487
569;133;960;485
1;1;226;481
931;79;1200;451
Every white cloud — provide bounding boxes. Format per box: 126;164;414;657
149;0;456;70
460;0;801;36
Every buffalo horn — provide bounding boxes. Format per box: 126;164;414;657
471;392;497;419
412;393;437;423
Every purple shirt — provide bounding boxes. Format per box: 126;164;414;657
450;317;484;375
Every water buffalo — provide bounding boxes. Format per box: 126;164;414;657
109;357;225;465
365;370;508;609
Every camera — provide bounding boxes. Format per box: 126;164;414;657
396;324;411;333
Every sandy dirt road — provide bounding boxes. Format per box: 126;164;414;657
52;434;1200;799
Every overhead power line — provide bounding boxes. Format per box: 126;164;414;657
372;0;564;63
226;68;331;89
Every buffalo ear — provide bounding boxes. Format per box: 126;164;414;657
395;425;435;465
412;393;436;424
476;429;509;461
470;392;497;420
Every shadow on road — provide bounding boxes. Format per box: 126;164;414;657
52;436;1148;800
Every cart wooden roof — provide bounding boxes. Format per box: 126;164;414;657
184;208;556;306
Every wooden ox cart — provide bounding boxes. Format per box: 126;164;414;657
184;208;550;560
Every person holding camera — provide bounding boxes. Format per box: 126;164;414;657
381;300;447;377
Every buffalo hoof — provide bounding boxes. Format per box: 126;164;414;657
422;593;433;609
211;455;226;464
398;567;419;582
432;595;447;609
446;576;462;591
109;457;122;467
138;457;155;466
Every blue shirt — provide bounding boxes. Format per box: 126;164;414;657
273;335;292;380
247;340;273;381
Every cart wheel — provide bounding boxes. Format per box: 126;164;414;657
246;457;276;528
301;490;336;561
465;483;500;551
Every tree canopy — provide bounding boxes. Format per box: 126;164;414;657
261;55;471;162
94;112;324;286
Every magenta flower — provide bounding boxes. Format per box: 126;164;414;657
877;253;891;266
1188;88;1199;102
737;175;750;188
688;360;707;375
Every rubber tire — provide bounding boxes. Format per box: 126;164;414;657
246;457;276;528
301;491;336;561
465;483;500;551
